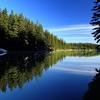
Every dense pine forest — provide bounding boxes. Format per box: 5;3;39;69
0;8;98;51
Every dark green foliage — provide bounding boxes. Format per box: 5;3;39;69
0;9;68;51
90;0;100;43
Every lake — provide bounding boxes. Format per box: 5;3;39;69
0;51;100;100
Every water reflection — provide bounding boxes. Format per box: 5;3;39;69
83;70;100;100
0;52;67;93
0;51;100;93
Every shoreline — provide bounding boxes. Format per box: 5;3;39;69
54;49;98;52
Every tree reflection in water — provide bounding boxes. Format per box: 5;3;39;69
83;69;100;100
0;52;66;93
0;51;100;93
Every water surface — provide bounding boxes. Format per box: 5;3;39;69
0;51;100;100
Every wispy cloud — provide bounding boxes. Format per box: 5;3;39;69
52;67;96;75
48;24;94;32
46;24;96;43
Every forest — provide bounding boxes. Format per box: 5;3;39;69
0;8;98;51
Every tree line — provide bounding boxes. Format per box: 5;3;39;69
0;8;98;51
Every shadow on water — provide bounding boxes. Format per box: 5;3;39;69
83;69;100;100
0;51;100;93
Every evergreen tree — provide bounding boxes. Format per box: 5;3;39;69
90;0;100;43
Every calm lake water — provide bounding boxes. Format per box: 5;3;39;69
0;51;100;100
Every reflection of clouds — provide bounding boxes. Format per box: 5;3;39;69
52;67;96;75
51;56;100;75
63;56;100;63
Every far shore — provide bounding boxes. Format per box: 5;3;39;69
54;49;97;52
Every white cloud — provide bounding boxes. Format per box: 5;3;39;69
48;24;94;32
52;67;96;75
45;24;96;43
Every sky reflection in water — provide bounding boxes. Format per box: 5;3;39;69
0;51;100;100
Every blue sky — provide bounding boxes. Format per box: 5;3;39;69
0;0;95;43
